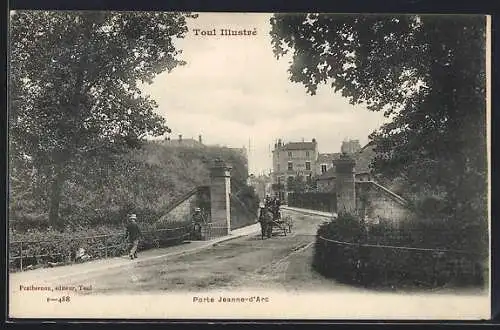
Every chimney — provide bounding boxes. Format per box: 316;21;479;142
198;134;202;144
178;134;182;142
312;138;316;144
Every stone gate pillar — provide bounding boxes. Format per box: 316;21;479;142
334;153;356;215
209;159;232;235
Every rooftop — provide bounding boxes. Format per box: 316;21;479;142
162;138;204;147
317;142;376;180
280;141;316;151
317;152;342;163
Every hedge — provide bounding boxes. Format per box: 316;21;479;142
9;220;191;272
312;214;487;289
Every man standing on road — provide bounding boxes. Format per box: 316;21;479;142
191;207;205;240
125;213;142;260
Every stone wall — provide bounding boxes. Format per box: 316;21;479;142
155;187;211;227
230;195;257;230
355;181;415;226
287;192;336;213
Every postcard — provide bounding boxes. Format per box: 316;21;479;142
8;11;491;320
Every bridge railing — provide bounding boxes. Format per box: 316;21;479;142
201;222;228;240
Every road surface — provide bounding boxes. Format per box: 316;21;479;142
13;211;488;296
31;212;365;294
9;211;489;320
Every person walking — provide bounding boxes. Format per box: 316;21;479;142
125;213;142;260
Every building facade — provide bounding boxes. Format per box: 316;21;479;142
317;141;375;192
271;138;368;201
316;152;341;176
271;138;319;201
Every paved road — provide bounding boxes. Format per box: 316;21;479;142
21;212;366;295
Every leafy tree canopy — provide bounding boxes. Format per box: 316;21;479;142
9;11;197;227
270;14;487;221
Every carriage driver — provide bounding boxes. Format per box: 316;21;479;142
264;194;272;208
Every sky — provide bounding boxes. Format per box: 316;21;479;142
140;13;391;176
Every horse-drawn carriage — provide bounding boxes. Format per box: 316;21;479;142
270;208;293;237
258;201;293;240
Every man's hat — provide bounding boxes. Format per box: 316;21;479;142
259;203;265;208
129;213;137;219
194;207;201;212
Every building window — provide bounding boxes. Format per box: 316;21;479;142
321;164;327;173
305;161;311;171
287;176;294;186
287;162;293;170
288;151;292;158
306;151;310;157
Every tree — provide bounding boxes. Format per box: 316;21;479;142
9;11;197;228
288;174;307;194
270;14;487;223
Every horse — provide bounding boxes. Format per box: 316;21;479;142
258;207;273;240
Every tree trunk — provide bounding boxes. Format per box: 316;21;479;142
48;166;66;229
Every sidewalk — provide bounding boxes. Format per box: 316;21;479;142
9;223;261;283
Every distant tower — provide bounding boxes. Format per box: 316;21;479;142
341;139;361;154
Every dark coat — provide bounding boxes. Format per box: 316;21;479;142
259;208;272;223
126;221;141;242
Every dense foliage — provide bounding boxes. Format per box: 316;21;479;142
313;213;487;289
9;142;258;270
270;14;487;228
9;11;197;227
10;142;255;231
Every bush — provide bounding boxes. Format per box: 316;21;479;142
9;220;192;272
313;213;487;289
